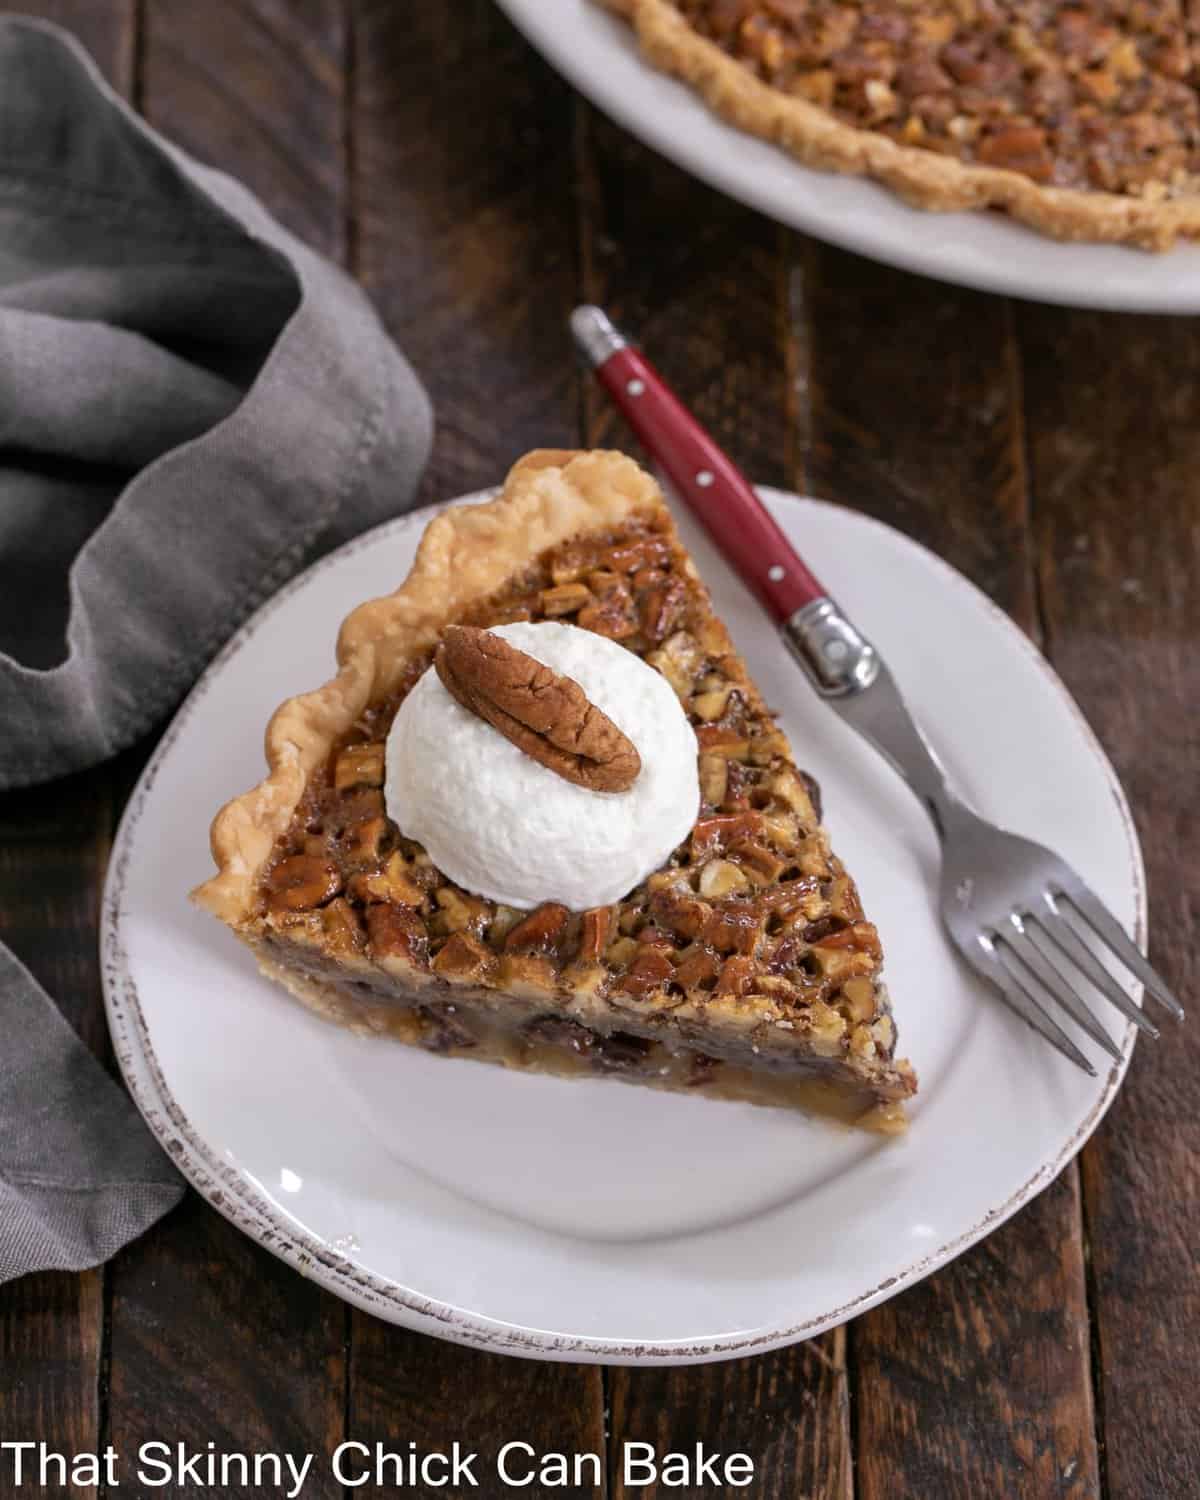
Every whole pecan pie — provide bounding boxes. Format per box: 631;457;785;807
194;450;916;1130
600;0;1200;248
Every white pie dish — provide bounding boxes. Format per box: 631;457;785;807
102;486;1144;1363
495;0;1200;314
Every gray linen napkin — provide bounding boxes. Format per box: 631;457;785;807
0;17;433;1281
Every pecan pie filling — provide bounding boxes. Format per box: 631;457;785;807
253;512;914;1127
678;0;1200;197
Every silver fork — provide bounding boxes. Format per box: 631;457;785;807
788;624;1184;1074
572;303;1185;1072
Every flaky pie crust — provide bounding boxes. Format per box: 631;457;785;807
192;449;664;927
602;0;1200;250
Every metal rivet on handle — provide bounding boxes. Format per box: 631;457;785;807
768;565;785;582
696;470;714;487
825;639;849;661
626;378;645;397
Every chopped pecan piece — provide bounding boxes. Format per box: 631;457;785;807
812;920;883;961
673;947;720;992
696;726;751;759
505;901;570;954
691;683;733;722
639;577;687;643
348;851;424;908
698;753;729;807
647;630;702;699
321;898;365;956
731;839;786;884
540;582;592;617
702;900;763;956
714;954;756;997
342;815;393;865
577;576;638;640
648;884;711;942
977;124;1054;182
578;906;616;962
692;811;764;859
698;858;750;899
608;536;672;574
366;903;429;968
334;742;385;791
265;854;342;912
839;975;878;1023
617;948;675;997
433;886;490;936
433;931;494;985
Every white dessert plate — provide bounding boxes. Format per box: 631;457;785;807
102;487;1144;1364
495;0;1200;314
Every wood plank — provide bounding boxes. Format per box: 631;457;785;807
346;0;604;1461
353;0;580;501
348;1333;605;1499
0;3;134;1482
141;0;347;258
855;1171;1098;1499
796;245;1101;1499
0;769;108;1500
612;1338;852;1500
578;103;793;489
797;245;1036;623
107;1196;346;1500
1019;304;1200;1500
101;6;351;1485
576;101;853;1497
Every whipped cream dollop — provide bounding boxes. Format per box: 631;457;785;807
385;621;699;911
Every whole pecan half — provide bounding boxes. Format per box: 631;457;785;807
435;626;641;793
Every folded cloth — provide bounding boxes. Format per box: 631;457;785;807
0;948;184;1283
0;18;432;1280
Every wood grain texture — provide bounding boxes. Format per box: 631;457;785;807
349;1332;605;1500
352;0;579;500
577;103;794;490
0;769;109;1494
855;1171;1099;1500
107;1196;346;1498
140;0;347;258
576;96;853;1499
794;244;1101;1499
611;1337;852;1500
795;246;1037;628
0;3;133;1478
1019;306;1200;1500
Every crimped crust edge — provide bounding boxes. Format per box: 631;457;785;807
614;0;1200;250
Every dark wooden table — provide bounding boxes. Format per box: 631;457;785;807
3;4;1197;1497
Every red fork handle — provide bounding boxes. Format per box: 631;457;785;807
591;345;827;624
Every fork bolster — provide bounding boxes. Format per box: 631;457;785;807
784;597;880;695
801;651;956;824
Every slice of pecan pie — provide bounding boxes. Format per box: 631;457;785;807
194;449;916;1130
601;0;1200;249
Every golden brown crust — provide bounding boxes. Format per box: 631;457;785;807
192;450;665;926
613;0;1200;250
